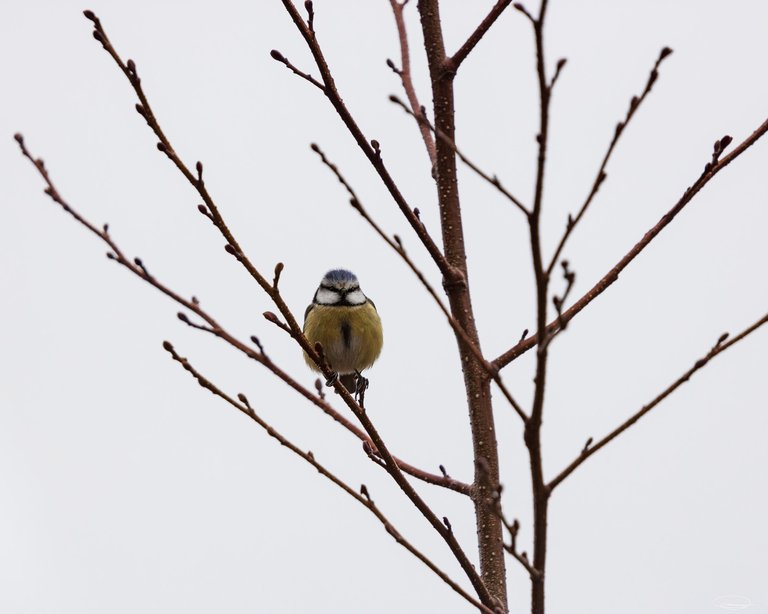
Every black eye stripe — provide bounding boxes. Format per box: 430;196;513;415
319;284;360;294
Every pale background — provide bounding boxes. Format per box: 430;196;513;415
1;1;767;613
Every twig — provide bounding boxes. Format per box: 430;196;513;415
269;49;325;91
511;2;535;24
387;0;436;167
548;57;567;91
275;1;458;284
546;47;673;276
448;0;513;72
84;12;442;491
310;143;528;423
544;259;575;347
520;1;554;610
18;123;489;606
272;262;285;291
548;312;768;491
492;116;768;371
14;134;471;498
82;11;318;360
304;0;315;36
390;95;529;216
163;343;495;614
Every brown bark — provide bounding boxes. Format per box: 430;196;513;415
417;1;508;610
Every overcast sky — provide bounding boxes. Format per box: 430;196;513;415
2;1;767;613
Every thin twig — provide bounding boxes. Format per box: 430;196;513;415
18;121;489;606
311;142;528;423
543;259;575;348
82;11;317;362
81;13;476;500
546;46;673;276
448;0;513;72
548;312;768;491
14;134;471;498
548;57;567;91
163;343;495;614
387;0;436;167
492;116;768;371
269;49;325;91
275;1;458;284
390;95;529;216
519;2;554;610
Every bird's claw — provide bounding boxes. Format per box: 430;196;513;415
354;370;369;405
354;370;369;395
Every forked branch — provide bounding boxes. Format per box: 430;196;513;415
390;94;529;215
493;116;768;371
546;46;674;276
387;0;436;167
274;0;458;283
17;125;493;608
310;142;528;423
163;342;495;614
82;10;312;358
14;133;469;498
448;0;513;72
548;312;768;491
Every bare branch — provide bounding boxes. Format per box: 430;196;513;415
163;343;495;614
82;11;317;362
272;262;285;290
548;57;567;91
263;310;292;335
547;46;674;276
277;1;458;283
304;0;315;36
492;115;768;371
518;2;554;610
269;48;325;91
310;142;529;423
14;134;472;498
543;259;575;347
448;0;513;72
511;2;535;24
488;487;540;578
416;0;508;606
19;120;489;606
387;0;436;167
390;95;529;216
548;311;768;491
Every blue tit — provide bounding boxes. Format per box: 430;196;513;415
303;269;383;392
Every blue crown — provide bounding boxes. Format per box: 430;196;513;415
323;269;358;284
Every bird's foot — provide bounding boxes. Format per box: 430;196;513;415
354;370;369;393
354;370;369;406
325;371;338;387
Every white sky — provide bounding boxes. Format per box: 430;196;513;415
2;1;767;613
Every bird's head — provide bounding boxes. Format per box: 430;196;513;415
314;269;367;306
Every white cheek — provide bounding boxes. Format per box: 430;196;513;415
346;290;366;305
315;288;340;304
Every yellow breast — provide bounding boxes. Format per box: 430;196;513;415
303;302;383;374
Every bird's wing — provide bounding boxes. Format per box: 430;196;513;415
304;303;314;323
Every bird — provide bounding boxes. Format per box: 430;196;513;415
303;269;383;395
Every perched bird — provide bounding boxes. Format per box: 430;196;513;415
303;269;383;394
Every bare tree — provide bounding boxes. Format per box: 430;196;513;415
14;2;767;613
